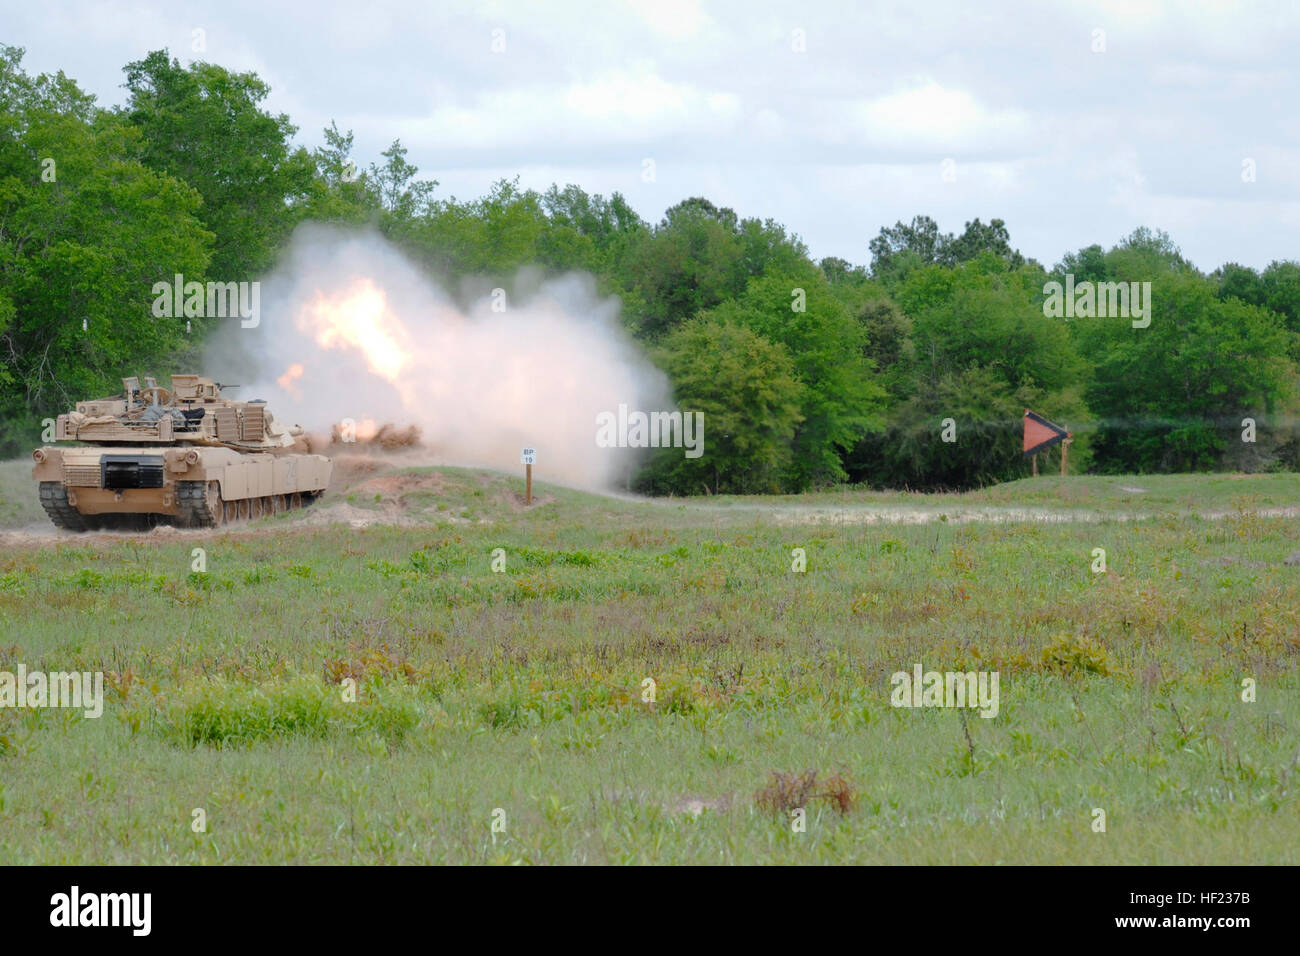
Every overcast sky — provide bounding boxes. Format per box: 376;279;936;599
8;0;1299;271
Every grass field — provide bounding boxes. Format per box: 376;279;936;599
0;460;1297;863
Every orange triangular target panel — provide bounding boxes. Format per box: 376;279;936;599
1023;409;1071;457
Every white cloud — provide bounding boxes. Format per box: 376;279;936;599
5;0;1298;270
394;67;741;151
623;0;711;40
850;82;1034;152
564;69;729;122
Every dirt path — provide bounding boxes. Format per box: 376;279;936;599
5;501;1297;549
658;502;1300;526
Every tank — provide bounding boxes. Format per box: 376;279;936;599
31;375;332;531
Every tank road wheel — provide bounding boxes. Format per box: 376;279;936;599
38;482;88;532
289;492;303;511
239;498;250;521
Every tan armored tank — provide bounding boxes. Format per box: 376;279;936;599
31;375;332;531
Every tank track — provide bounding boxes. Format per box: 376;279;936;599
176;480;221;529
38;481;88;531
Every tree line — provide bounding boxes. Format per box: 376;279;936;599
2;46;1298;492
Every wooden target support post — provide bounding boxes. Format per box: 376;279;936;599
520;447;536;505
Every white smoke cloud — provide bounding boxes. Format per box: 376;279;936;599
204;223;670;488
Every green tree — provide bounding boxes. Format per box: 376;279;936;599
369;139;437;220
1055;243;1109;283
1075;268;1297;472
639;319;805;494
620;198;745;338
869;215;949;279
300;121;381;226
1260;260;1300;334
121;50;314;280
819;256;865;285
872;216;1027;288
945;217;1024;267
0;46;212;454
854;254;1090;489
700;271;886;489
1215;262;1263;307
405;178;549;281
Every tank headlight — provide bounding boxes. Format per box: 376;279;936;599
185;450;200;465
32;449;45;463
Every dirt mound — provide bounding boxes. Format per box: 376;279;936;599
494;487;555;511
351;471;446;499
327;454;392;492
305;463;470;528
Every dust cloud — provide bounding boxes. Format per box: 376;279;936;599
204;224;669;488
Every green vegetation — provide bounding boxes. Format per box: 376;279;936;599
0;468;1296;863
3;45;1299;492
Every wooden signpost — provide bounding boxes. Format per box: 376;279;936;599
520;447;536;505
